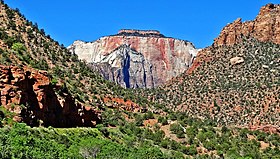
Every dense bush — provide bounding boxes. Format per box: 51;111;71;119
170;123;185;138
158;116;168;125
0;123;173;159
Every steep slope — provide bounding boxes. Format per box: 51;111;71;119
214;3;280;46
68;29;197;88
163;38;279;127
141;4;280;128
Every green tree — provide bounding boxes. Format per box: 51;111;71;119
135;114;143;126
12;42;26;54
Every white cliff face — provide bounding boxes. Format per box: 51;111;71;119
88;45;154;88
68;40;107;63
68;30;198;88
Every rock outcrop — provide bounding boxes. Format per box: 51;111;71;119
0;65;101;127
230;56;244;65
68;30;198;88
214;3;280;46
249;125;280;135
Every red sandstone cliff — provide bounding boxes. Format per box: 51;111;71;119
0;65;101;127
214;3;280;46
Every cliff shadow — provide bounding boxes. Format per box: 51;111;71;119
17;71;41;126
123;54;130;88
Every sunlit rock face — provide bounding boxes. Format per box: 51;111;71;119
68;29;198;88
214;4;280;46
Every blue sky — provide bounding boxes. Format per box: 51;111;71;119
4;0;279;48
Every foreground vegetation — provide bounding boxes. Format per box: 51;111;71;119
0;123;167;159
1;112;280;159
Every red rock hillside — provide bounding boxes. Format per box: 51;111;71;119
0;65;101;127
214;3;280;46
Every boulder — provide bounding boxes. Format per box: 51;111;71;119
230;57;244;65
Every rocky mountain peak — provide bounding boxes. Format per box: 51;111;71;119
258;3;279;16
116;29;164;38
69;30;198;88
214;3;280;46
